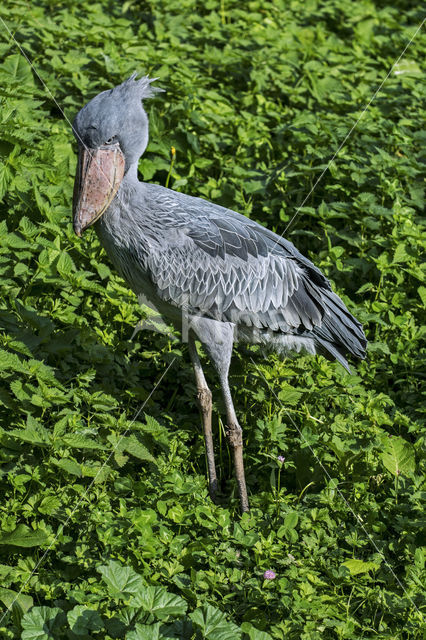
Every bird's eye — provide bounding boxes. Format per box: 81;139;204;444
104;136;116;145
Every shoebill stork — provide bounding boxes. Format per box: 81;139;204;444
72;74;367;512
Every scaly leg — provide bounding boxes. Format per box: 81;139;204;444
188;317;249;512
219;371;250;512
188;333;217;501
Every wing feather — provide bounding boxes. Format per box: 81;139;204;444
118;183;366;362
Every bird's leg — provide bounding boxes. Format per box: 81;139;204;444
188;333;217;501
188;317;249;512
219;372;250;513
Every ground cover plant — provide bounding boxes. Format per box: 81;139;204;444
0;0;425;637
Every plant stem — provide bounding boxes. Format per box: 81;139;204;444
165;147;176;188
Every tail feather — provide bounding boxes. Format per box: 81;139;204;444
313;289;367;368
315;336;351;372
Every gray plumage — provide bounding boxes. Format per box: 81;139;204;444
72;74;367;512
95;180;366;369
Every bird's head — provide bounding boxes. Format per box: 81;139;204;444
72;73;163;236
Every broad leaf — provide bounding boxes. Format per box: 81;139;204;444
283;511;299;531
0;525;48;548
126;622;162;640
130;586;187;620
241;623;273;640
123;434;156;463
67;605;103;635
381;437;415;476
61;433;106;450
0;587;33;614
161;620;194;639
341;559;380;576
1;54;34;86
98;560;144;599
21;606;65;640
190;605;241;639
51;457;82;477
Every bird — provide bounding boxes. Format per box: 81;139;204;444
72;73;367;512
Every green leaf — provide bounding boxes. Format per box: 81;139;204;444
167;504;185;524
414;547;424;569
0;587;33;614
0;163;13;200
8;416;51;447
38;495;61;515
61;433;106;450
19;217;39;238
123;434;156;463
392;243;410;264
341;559;380;576
98;560;144;599
393;59;422;77
190;605;241;639
381;436;415;477
283;511;298;531
0;525;48;548
67;605;103;636
0;348;27;374
160;620;194;639
57;251;75;275
367;342;390;355
21;606;65;640
126;622;163;640
51;457;82;477
277;384;303;405
1;54;34;86
418;286;426;306
241;623;273;640
130;586;187;620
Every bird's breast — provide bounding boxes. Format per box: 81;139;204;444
95;207;182;325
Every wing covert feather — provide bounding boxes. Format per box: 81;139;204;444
103;182;365;363
129;183;327;332
147;238;325;333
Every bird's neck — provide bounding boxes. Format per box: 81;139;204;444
124;162;140;183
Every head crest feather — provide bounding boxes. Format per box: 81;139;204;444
113;73;164;102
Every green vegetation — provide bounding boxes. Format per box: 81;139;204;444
0;0;425;637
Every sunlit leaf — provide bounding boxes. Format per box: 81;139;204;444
341;559;380;576
98;560;144;599
0;525;48;548
21;606;65;640
381;437;415;477
190;605;241;639
130;586;187;620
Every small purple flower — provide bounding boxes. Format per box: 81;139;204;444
277;456;285;464
263;570;276;580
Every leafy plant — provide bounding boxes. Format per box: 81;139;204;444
0;0;424;638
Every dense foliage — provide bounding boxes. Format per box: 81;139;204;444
0;0;425;638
